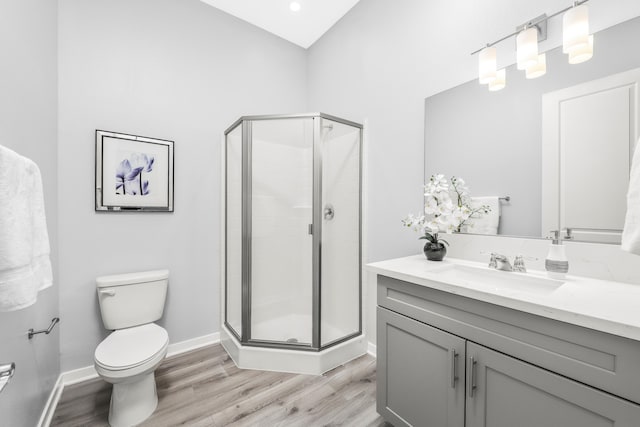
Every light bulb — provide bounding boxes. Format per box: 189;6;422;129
489;69;506;91
517;27;539;70
478;47;497;84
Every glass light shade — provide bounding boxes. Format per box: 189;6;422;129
488;69;506;91
563;4;589;53
568;34;594;64
526;53;547;79
478;47;497;84
516;27;539;70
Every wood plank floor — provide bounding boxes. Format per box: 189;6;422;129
51;344;389;427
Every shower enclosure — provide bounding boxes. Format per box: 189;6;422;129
222;113;363;374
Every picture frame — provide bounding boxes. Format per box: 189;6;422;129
95;130;174;212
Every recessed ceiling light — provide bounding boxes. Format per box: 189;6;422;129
289;1;301;12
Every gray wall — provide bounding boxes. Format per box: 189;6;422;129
0;0;59;425
425;17;640;238
58;0;307;371
308;0;640;263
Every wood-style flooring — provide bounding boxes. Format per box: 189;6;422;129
51;344;388;427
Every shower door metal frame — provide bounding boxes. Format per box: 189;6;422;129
224;113;363;352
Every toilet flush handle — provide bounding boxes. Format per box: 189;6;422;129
99;289;116;297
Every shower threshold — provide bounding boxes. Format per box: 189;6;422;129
220;325;366;375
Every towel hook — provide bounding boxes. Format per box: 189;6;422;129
28;317;60;339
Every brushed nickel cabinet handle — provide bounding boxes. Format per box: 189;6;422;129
468;356;478;398
450;349;459;388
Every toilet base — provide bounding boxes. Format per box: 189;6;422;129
108;372;158;427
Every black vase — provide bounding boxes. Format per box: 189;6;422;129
423;243;447;261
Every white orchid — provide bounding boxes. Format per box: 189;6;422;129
403;174;491;240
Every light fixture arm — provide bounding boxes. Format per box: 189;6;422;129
470;0;590;56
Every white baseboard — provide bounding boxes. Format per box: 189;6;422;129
367;341;377;357
167;332;220;358
37;374;64;427
38;332;221;427
61;365;99;387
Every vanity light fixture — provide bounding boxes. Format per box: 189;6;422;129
472;0;592;91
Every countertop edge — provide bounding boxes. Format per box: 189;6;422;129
367;256;640;342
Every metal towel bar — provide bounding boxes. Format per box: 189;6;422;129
0;363;15;394
28;317;60;339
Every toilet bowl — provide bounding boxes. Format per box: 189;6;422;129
94;270;169;427
95;323;169;427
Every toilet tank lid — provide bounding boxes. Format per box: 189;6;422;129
96;270;169;288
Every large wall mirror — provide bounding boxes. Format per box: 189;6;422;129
425;16;640;243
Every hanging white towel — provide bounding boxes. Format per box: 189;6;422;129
0;145;53;311
467;196;501;235
622;139;640;255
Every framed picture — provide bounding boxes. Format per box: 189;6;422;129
95;130;174;212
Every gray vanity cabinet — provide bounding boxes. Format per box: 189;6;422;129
376;275;640;427
377;307;465;427
466;342;640;427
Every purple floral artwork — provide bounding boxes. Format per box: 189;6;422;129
115;152;155;196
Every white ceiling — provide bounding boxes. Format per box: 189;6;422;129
199;0;362;49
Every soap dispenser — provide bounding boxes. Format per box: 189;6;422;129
545;231;569;279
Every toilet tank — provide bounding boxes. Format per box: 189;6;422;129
96;270;169;330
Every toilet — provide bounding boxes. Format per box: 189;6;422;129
94;270;170;427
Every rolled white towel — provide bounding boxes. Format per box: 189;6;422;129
467;196;500;235
0;145;53;311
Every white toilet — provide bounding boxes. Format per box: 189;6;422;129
94;270;170;427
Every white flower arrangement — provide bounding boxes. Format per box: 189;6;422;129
402;174;491;242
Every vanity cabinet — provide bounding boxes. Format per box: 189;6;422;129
376;275;640;427
465;342;640;427
377;307;465;427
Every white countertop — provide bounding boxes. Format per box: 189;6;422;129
367;255;640;342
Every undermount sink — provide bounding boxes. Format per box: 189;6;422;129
430;263;565;295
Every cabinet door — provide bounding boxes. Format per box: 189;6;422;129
466;342;640;427
377;307;465;427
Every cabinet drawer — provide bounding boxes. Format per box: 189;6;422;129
378;275;640;404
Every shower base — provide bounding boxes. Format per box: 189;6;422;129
220;325;366;375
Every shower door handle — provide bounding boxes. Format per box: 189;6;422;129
324;204;335;221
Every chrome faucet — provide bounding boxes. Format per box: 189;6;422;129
489;253;513;271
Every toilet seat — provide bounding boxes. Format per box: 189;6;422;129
95;323;169;371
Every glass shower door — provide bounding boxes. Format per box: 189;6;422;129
319;118;361;346
249;118;314;345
